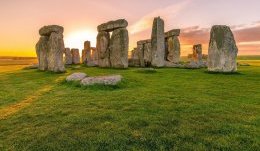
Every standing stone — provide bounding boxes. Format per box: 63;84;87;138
137;41;145;67
47;32;65;72
193;44;203;64
97;31;110;67
143;40;152;66
151;17;165;67
71;48;80;64
129;48;140;67
91;47;99;66
36;25;66;73
167;36;180;63
64;48;72;65
82;41;91;64
36;36;48;71
208;25;238;72
109;28;129;68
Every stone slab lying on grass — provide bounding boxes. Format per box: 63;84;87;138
66;73;87;82
81;75;122;86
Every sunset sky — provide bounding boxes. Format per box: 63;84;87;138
0;0;260;56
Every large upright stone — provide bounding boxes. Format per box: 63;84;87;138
97;31;110;67
71;48;80;64
129;48;140;67
193;44;202;64
82;41;91;64
47;32;65;72
137;41;145;67
166;36;180;63
97;19;128;32
109;28;129;68
151;17;165;67
143;41;152;66
36;36;48;70
64;48;72;65
208;25;238;72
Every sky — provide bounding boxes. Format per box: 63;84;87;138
0;0;260;56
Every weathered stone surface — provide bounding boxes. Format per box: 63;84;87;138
193;44;203;64
90;47;99;66
36;36;48;71
143;41;152;66
82;41;91;64
81;75;122;86
151;17;165;67
71;48;80;64
129;48;140;67
97;31;110;67
39;25;64;36
166;36;180;63
137;43;145;67
97;19;128;32
66;73;87;82
64;48;72;65
208;25;238;72
164;61;184;68
165;29;180;38
47;32;65;72
109;28;129;68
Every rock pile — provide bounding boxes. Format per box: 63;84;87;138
208;25;238;72
97;19;129;68
36;25;65;72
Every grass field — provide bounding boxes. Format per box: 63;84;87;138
0;56;259;150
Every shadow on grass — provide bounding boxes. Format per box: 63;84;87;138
61;79;128;91
205;71;243;75
135;68;157;74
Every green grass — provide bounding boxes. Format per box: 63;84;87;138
0;61;260;150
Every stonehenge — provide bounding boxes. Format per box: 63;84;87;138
208;25;238;72
97;19;129;68
36;18;239;73
36;25;65;72
151;17;165;67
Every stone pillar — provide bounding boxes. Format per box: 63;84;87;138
137;41;145;67
82;41;91;65
151;17;165;67
165;29;180;64
71;48;80;64
193;44;202;64
208;25;238;72
64;48;72;65
110;28;129;68
143;40;152;66
97;31;110;67
36;25;66;72
36;36;48;70
97;19;129;68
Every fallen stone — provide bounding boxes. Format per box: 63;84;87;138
39;25;64;36
208;25;238;72
81;75;122;86
66;73;87;82
97;19;128;32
